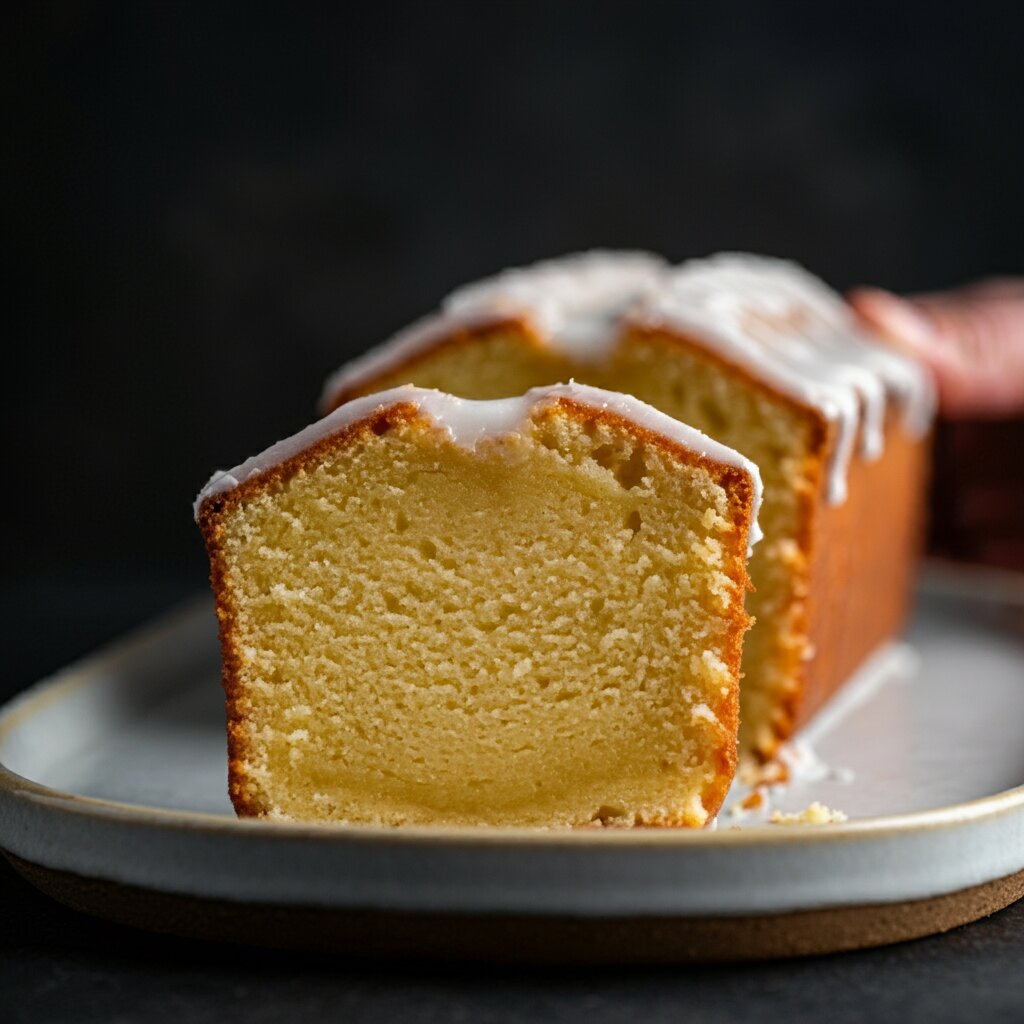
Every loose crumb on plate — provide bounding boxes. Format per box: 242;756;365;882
738;758;790;787
769;801;848;825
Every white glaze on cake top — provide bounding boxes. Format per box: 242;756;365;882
641;254;936;503
195;382;763;551
319;251;935;506
446;250;667;356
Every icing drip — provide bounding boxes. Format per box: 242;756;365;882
319;251;935;506
194;382;764;553
643;254;936;504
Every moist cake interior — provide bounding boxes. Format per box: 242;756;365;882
208;402;753;826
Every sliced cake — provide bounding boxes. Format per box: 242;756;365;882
320;253;934;758
195;383;761;827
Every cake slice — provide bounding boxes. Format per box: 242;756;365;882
195;383;761;827
320;253;934;759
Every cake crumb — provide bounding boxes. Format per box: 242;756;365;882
738;758;790;787
741;790;764;811
770;801;848;825
727;788;765;818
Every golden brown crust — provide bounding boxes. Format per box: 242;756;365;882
797;416;931;731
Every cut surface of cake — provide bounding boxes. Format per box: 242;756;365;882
195;383;761;827
320;252;935;759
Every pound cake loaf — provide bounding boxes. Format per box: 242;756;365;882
320;253;934;758
195;383;761;827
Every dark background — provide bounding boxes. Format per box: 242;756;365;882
9;1;1024;595
4;5;1024;1019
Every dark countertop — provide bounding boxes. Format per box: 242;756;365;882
4;579;1024;1024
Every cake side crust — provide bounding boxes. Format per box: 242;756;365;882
797;414;932;732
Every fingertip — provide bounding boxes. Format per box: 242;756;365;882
846;286;903;326
846;285;892;306
846;288;935;351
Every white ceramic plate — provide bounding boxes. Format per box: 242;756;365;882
1;565;1023;960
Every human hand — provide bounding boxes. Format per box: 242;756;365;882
848;279;1024;418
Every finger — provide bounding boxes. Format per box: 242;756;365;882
847;285;1024;418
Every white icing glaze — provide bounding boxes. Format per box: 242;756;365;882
194;382;764;552
319;251;935;506
445;250;667;357
641;254;936;503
